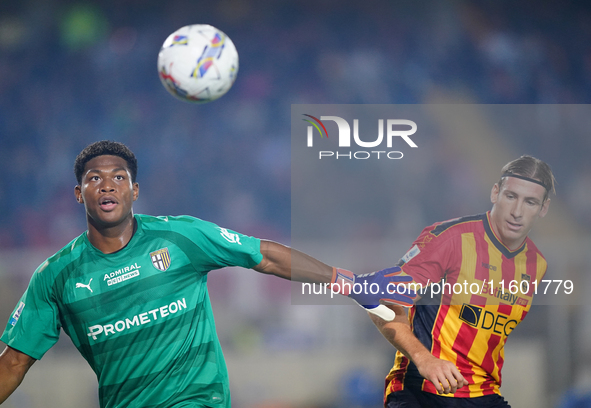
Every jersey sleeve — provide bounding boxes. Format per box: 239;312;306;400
0;261;61;360
397;223;457;286
176;216;263;272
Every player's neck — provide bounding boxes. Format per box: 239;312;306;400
86;215;137;254
488;216;525;251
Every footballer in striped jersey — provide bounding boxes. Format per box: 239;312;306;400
371;155;555;408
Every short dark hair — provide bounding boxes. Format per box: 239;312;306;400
74;141;138;184
498;155;556;201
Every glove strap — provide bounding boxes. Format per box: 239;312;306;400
330;267;355;296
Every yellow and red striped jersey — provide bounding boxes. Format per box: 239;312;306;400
385;212;547;399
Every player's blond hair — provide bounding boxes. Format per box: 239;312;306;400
498;155;556;202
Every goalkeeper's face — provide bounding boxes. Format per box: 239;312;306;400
489;176;549;251
75;155;139;229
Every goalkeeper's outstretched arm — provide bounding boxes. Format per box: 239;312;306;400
252;240;417;321
253;239;333;283
0;346;36;404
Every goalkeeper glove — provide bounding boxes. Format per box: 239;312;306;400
330;266;417;320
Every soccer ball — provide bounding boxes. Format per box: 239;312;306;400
157;24;239;103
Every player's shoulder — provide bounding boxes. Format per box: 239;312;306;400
404;214;485;256
37;232;88;276
426;213;485;238
137;214;218;234
524;236;546;260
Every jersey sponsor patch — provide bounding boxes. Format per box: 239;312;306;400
103;262;142;284
218;227;242;245
458;303;518;336
9;302;25;326
150;248;171;271
86;298;187;340
107;270;140;286
401;244;420;264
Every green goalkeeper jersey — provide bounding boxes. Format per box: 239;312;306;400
1;214;263;408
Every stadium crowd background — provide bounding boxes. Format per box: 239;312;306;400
0;1;590;407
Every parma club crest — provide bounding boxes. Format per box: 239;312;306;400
150;248;171;271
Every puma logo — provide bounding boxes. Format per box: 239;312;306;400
76;278;93;293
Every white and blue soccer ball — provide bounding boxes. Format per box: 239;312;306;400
158;24;239;103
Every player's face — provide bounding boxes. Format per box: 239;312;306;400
489;176;549;250
75;155;139;229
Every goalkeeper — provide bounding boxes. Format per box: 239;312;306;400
0;140;415;408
